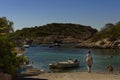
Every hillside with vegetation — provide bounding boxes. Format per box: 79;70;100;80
93;22;120;41
78;21;120;48
12;23;97;45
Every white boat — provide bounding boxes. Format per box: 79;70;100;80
49;59;80;69
23;45;29;48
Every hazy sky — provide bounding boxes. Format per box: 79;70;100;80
0;0;120;30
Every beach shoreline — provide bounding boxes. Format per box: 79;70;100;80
25;71;120;80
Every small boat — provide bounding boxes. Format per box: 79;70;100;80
49;43;61;48
23;44;29;48
49;59;80;69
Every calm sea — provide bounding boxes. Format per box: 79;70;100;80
25;44;120;73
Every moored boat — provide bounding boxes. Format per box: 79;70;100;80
49;43;61;48
23;44;29;48
49;59;80;69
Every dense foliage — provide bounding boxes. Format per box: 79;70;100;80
0;36;17;75
93;22;120;41
14;23;97;37
0;17;14;33
0;17;18;76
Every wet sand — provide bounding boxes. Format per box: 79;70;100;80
26;72;120;80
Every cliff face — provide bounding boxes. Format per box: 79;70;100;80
17;36;83;45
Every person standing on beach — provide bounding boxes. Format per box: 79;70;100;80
85;51;93;73
106;64;113;74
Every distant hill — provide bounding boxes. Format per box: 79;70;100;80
12;23;97;45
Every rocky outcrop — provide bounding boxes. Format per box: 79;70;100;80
0;72;12;80
17;36;82;45
76;38;120;49
61;36;81;43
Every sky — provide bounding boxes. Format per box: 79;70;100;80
0;0;120;31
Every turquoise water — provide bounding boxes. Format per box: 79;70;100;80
25;45;120;73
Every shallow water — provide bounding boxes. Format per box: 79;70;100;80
25;44;120;73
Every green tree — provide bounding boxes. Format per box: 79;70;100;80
0;37;17;75
0;17;14;33
0;17;17;77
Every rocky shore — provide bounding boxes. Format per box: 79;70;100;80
76;38;120;49
16;37;120;49
0;72;12;80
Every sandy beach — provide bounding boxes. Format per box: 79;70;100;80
25;72;120;80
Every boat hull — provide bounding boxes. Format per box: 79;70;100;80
49;61;80;69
